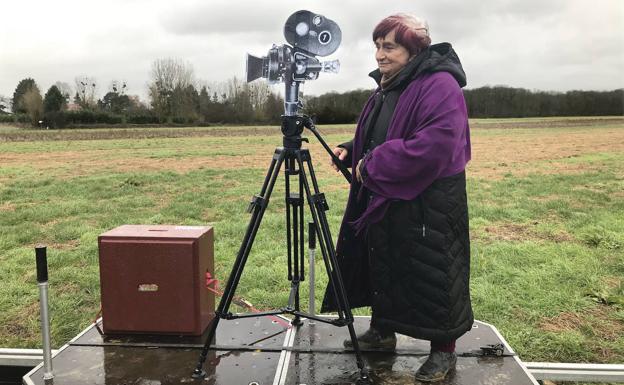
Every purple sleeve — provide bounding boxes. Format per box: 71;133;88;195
361;72;469;200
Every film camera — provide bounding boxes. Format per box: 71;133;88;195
246;10;341;116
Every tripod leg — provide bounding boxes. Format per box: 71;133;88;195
299;172;305;282
192;149;286;379
296;153;347;321
286;155;303;326
296;151;370;382
285;157;293;281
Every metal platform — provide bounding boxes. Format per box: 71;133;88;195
23;317;538;385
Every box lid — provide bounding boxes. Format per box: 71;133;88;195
99;225;212;240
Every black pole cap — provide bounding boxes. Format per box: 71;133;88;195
35;245;48;283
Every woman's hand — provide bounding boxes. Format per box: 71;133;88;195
330;147;348;172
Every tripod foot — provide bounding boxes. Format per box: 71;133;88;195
292;316;303;327
191;368;206;380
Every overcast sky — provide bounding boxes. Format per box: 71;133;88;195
1;0;622;103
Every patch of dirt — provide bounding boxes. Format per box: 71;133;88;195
114;154;273;173
604;276;622;290
0;151;267;178
44;240;80;250
539;311;585;333
0;201;15;211
539;305;624;342
468;127;624;179
53;281;81;295
1;320;31;339
480;223;533;241
1;123;623;181
0;142;348;178
0;301;39;339
476;222;575;243
0;125;358;142
470;117;624;129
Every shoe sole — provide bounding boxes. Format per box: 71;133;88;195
414;361;456;382
414;371;447;382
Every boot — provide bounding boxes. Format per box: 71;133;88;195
414;351;457;382
343;327;397;350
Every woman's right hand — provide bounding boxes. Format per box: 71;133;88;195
330;147;348;172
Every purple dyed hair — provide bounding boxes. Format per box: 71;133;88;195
373;14;431;56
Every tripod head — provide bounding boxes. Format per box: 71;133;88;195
281;115;307;149
281;115;352;184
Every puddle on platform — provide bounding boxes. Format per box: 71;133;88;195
320;354;420;385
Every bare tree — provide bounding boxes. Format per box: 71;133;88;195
74;76;98;108
53;81;73;102
204;80;228;103
148;58;195;120
150;58;194;92
248;81;272;110
109;80;127;95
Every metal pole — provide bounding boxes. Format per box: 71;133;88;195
35;245;53;381
308;222;316;318
524;362;624;382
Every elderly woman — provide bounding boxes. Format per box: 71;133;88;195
322;14;473;382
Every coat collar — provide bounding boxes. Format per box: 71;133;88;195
368;42;467;90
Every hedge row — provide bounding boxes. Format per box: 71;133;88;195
0;111;164;128
0;113;30;123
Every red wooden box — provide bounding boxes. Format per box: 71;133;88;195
98;225;214;335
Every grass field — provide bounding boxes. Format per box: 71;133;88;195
1;117;623;373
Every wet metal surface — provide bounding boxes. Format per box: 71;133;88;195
283;318;531;384
284;352;531;385
72;316;288;350
24;317;536;385
25;346;279;385
293;318;511;356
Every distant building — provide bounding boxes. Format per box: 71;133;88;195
66;103;81;111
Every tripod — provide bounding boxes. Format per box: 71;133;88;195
192;115;370;383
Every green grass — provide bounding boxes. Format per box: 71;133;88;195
1;118;623;371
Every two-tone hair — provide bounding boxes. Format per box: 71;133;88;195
373;14;431;56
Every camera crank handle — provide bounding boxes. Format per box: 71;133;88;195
303;117;353;184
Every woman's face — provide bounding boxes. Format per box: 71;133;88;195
375;29;410;78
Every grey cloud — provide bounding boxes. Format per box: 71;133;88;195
160;3;292;38
1;0;622;102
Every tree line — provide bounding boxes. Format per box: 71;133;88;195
463;87;623;118
0;58;285;128
304;87;623;123
1;58;622;128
